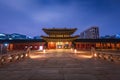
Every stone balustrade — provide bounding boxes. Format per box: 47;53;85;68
0;51;29;66
93;52;120;62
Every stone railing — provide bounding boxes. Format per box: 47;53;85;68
0;51;29;66
93;51;120;62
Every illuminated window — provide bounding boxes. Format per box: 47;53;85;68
50;42;53;44
35;46;37;48
39;46;43;50
25;46;28;48
30;46;32;48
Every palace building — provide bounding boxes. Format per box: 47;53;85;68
74;39;120;50
0;27;120;52
41;28;79;49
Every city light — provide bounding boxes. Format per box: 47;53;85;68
39;46;43;50
4;43;8;47
0;34;5;36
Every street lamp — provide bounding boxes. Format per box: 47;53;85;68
4;43;8;47
74;49;77;53
4;43;9;54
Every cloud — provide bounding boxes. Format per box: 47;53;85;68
0;0;120;36
0;0;82;23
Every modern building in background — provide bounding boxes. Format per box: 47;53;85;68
0;33;31;40
33;36;41;39
10;33;27;40
101;34;120;39
80;26;99;39
0;33;8;40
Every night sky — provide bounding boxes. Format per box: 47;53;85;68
0;0;120;37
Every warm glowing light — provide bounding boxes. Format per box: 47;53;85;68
15;56;19;59
94;53;97;57
26;54;28;57
50;42;53;44
74;49;77;53
1;59;4;62
58;45;62;48
78;55;92;58
8;56;12;60
39;46;43;50
30;55;45;59
25;46;28;48
43;49;46;53
21;55;24;58
65;42;68;44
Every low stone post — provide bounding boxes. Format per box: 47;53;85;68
26;47;31;57
91;47;96;57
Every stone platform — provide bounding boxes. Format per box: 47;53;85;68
0;49;120;80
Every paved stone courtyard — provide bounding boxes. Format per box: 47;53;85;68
0;49;120;80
